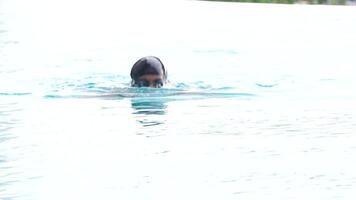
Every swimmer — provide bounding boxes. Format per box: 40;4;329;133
130;56;167;88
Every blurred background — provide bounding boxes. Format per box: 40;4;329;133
205;0;356;5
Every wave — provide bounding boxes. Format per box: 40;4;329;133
0;92;32;96
44;87;256;100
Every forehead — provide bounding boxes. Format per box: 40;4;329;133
138;74;163;81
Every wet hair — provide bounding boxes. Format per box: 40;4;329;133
130;56;167;84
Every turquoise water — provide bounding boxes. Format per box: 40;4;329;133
1;0;356;199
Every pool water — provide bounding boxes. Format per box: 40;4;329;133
1;0;356;199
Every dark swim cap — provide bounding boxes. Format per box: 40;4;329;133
130;56;167;81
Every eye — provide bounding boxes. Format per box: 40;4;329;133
137;80;149;87
154;80;163;87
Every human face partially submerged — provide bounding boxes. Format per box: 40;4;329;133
130;56;167;88
133;74;164;88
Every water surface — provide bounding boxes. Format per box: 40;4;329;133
1;1;356;199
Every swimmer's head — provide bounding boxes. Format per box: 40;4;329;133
130;56;167;88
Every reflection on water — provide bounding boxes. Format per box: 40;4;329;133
131;99;167;115
131;98;167;127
